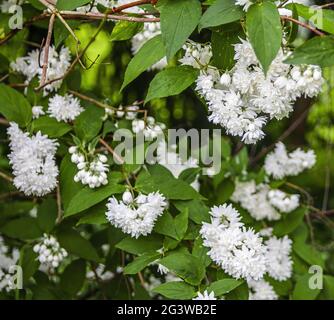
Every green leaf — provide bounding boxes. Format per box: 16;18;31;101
246;1;282;73
225;281;249;300
274;207;306;237
145;66;199;103
199;0;244;31
64;183;125;217
57;229;100;262
323;275;334;300
153;281;196;299
173;199;210;224
145;165;203;200
207;279;243;296
0;217;42;240
60;259;86;297
288;3;334;35
116;234;163;255
178;167;201;185
121;35;166;90
77;202;108;225
60;155;83;211
293;242;325;268
158;0;202;59
57;0;90;10
110;21;143;41
37;197;57;233
174;209;189;240
0;84;32;127
54;20;80;48
192;237;211;267
31;116;72;138
159;252;205;285
211;23;243;70
74;105;104;142
20;245;39;285
292;274;321;300
284;36;334;67
123;252;160;275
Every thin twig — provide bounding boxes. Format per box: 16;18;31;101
250;105;312;165
56;184;62;224
36;13;56;90
109;0;152;13
0;171;13;182
281;15;325;36
0;118;9;126
318;2;334;9
99;138;124;165
69;90;116;111
0;74;9;82
137;271;146;289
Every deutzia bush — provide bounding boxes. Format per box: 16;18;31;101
0;0;333;301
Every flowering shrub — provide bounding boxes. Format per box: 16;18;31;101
0;0;334;300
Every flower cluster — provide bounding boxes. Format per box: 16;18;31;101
248;279;278;300
87;264;115;281
106;190;167;238
33;234;67;270
10;46;71;95
69;146;109;188
232;179;300;220
32;106;45;119
200;204;267;281
48;94;83;122
0;236;19;292
265;235;293;281
181;39;323;143
132;116;166;139
264;142;316;179
7;122;59;196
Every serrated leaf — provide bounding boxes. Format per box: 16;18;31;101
110;21;143;41
0;217;42;240
145;66;199;103
57;229;100;262
121;35;166;90
159;252;205;285
158;0;202;60
207;279;243;296
116;235;163;255
31;116;72;138
153;281;196;299
246;2;282;73
199;0;244;31
64;183;125;217
0;84;32;127
123;252;160;275
284;36;334;67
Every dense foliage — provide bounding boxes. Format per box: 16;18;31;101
0;0;334;300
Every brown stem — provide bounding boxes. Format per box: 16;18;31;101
99;138;124;165
281;15;325;37
69;90;116;111
36;13;56;90
0;171;13;183
109;0;152;13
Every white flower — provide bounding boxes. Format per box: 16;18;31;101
200;204;267;281
33;234;67;270
86;264;114;281
132;116;165;139
267;189;300;213
185;37;324;143
231;180;281;221
248;279;278;300
106;191;167;238
0;238;19;292
32;106;45;119
7;122;59;196
193;290;217;300
264;142;316;179
70;146;109;189
235;0;253;12
11;46;71;95
48;94;83;122
265;236;293;281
